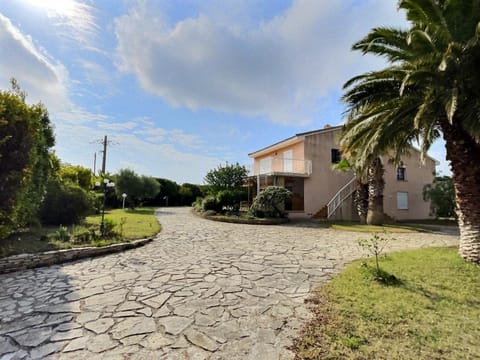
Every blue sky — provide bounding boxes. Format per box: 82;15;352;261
0;0;450;184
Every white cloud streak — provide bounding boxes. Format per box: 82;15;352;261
115;0;405;125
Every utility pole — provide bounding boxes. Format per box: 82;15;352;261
93;152;97;175
101;135;107;176
91;135;117;176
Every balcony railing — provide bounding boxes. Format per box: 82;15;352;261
248;157;312;177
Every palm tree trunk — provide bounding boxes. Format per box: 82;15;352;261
354;179;368;224
442;122;480;263
366;157;384;225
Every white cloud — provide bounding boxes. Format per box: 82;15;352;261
114;0;405;124
0;13;70;110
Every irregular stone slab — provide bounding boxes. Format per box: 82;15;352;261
12;327;52;347
84;289;127;308
195;313;216;327
153;306;171;318
246;288;269;298
87;334;117;353
63;336;89;352
136;307;152;317
50;328;83;341
119;334;146;346
173;306;196;317
0;336;17;355
76;312;100;324
140;333;175;349
117;301;144;312
248;343;279;360
84;318;114;334
42;301;82;314
30;341;66;359
0;315;48;336
65;287;104;301
158;316;193;336
233;262;264;272
55;322;82;332
140;293;171;309
184;328;219;352
111;317;156;339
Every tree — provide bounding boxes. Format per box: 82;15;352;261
423;176;456;218
115;169;160;208
204;163;248;194
59;165;93;190
333;158;368;224
341;0;480;262
0;80;55;236
179;183;203;206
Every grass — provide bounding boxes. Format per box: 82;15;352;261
293;247;480;360
85;207;160;240
312;221;440;233
0;207;160;258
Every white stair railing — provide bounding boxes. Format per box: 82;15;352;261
327;177;356;219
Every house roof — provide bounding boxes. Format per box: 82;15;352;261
248;125;343;158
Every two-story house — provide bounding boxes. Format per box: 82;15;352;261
247;125;436;220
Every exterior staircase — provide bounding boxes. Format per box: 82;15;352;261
310;177;357;220
326;177;356;219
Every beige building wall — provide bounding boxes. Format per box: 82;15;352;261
303;128;353;216
383;151;435;220
250;127;435;221
253;140;305;174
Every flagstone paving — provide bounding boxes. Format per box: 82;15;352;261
0;208;457;359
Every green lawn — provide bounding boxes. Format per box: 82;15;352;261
85;207;161;240
294;247;480;360
313;221;439;233
0;207;160;258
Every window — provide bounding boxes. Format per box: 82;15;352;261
259;157;272;174
283;150;293;172
396;162;406;181
397;192;408;210
331;149;341;164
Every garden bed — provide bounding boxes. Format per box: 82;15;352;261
193;209;289;225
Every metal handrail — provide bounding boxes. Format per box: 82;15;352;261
327;176;356;218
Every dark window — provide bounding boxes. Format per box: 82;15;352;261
331;149;341;164
397;166;406;181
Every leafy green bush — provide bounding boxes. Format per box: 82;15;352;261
249;186;292;218
71;225;93;244
202;196;220;212
52;225;71;242
216;189;245;212
102;218;119;238
40;180;95;225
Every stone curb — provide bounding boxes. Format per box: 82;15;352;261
0;237;153;274
192;208;289;225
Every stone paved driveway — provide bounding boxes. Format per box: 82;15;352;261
0;208;457;359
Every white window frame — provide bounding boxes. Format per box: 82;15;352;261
259;157;272;174
283;150;293;172
397;192;408;210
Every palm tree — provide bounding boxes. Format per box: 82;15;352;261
340;0;480;263
333;158;370;225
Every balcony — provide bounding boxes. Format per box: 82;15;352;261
248;157;312;177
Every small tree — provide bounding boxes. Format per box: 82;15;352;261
204;162;248;194
358;231;391;282
250;186;292;218
115;169;160;208
423;176;456;219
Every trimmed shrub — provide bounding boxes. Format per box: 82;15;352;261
216;189;245;212
202;196;219;212
250;186;292;218
40;180;95;225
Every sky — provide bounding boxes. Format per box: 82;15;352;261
0;0;451;184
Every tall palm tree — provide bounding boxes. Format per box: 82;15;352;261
340;0;480;263
333;158;369;223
